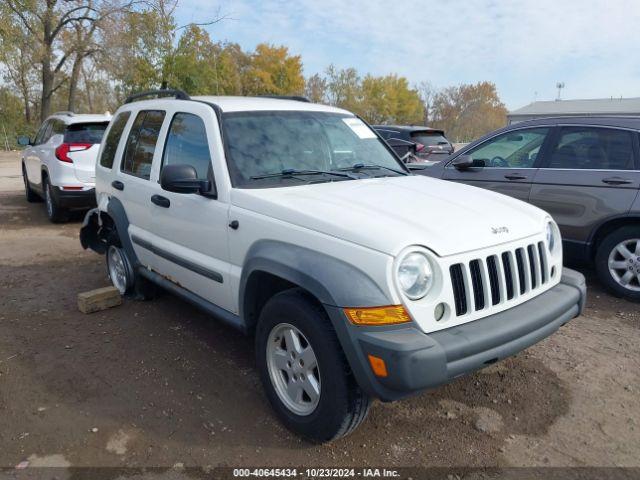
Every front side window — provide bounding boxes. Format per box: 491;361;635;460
99;112;131;169
547;127;635;170
463;128;550;168
121;110;166;179
223;111;405;188
162;113;212;179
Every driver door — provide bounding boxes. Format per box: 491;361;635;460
442;127;552;202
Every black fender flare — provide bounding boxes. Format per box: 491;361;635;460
239;240;391;322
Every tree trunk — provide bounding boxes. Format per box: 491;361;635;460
68;55;82;111
41;60;53;121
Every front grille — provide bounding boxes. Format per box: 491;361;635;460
450;241;550;317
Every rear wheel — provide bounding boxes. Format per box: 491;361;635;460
595;226;640;302
256;289;371;442
107;245;134;295
22;165;39;203
43;177;68;223
105;241;157;300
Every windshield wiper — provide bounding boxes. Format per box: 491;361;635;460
338;162;408;176
251;168;358;180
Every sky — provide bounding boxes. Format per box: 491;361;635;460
175;0;640;111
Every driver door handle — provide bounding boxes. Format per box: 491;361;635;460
602;176;633;185
504;173;527;180
111;180;124;191
151;194;170;208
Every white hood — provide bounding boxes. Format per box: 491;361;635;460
231;175;548;257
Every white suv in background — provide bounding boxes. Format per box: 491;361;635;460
19;111;112;222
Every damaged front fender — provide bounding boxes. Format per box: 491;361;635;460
80;208;108;254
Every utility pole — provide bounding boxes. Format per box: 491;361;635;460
556;82;565;101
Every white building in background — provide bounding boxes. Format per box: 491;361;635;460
507;97;640;124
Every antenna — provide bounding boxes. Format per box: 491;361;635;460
556;82;565;101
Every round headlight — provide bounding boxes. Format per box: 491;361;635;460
397;252;433;300
546;221;556;252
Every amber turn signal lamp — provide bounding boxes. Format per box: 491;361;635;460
367;354;388;377
343;305;411;326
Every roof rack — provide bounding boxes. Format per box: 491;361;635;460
259;95;311;103
124;89;191;104
53;111;74;117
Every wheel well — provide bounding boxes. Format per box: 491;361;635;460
243;271;320;333
80;210;119;254
590;217;640;259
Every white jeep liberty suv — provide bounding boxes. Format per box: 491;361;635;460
81;90;586;441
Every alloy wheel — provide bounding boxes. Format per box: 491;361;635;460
107;246;129;294
608;238;640;292
266;323;321;416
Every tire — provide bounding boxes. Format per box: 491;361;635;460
22;165;40;203
43;177;68;223
106;242;157;300
595;226;640;302
107;245;135;295
255;288;371;442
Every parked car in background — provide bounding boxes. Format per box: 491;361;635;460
417;116;640;301
80;91;585;441
374;125;454;162
18;111;112;222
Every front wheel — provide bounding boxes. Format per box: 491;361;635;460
256;289;371;442
595;226;640;302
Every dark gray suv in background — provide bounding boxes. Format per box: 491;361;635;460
417;116;640;301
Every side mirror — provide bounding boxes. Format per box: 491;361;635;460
451;154;474;170
160;164;212;195
17;135;31;146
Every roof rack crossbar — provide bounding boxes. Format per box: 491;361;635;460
124;89;191;104
258;95;311;103
53;111;74;117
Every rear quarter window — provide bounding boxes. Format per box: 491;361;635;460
99;113;131;169
65;122;109;144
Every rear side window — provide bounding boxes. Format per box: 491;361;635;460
121;110;166;180
65;122;109;144
99;112;131;169
34;121;51;145
162;113;212;179
52;120;66;136
547;127;635;170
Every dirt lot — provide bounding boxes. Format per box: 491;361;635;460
0;151;639;475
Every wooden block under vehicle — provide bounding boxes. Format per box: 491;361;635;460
77;286;122;314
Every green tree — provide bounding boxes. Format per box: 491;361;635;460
305;73;327;103
325;65;360;112
359;74;423;125
244;44;304;95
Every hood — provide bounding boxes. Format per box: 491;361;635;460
231;175;548;257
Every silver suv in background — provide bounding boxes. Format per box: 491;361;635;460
18;111;112;222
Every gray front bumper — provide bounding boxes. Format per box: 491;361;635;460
326;268;586;402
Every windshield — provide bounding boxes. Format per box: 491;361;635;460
222;111;407;188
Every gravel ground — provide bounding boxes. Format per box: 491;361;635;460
0;151;638;477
